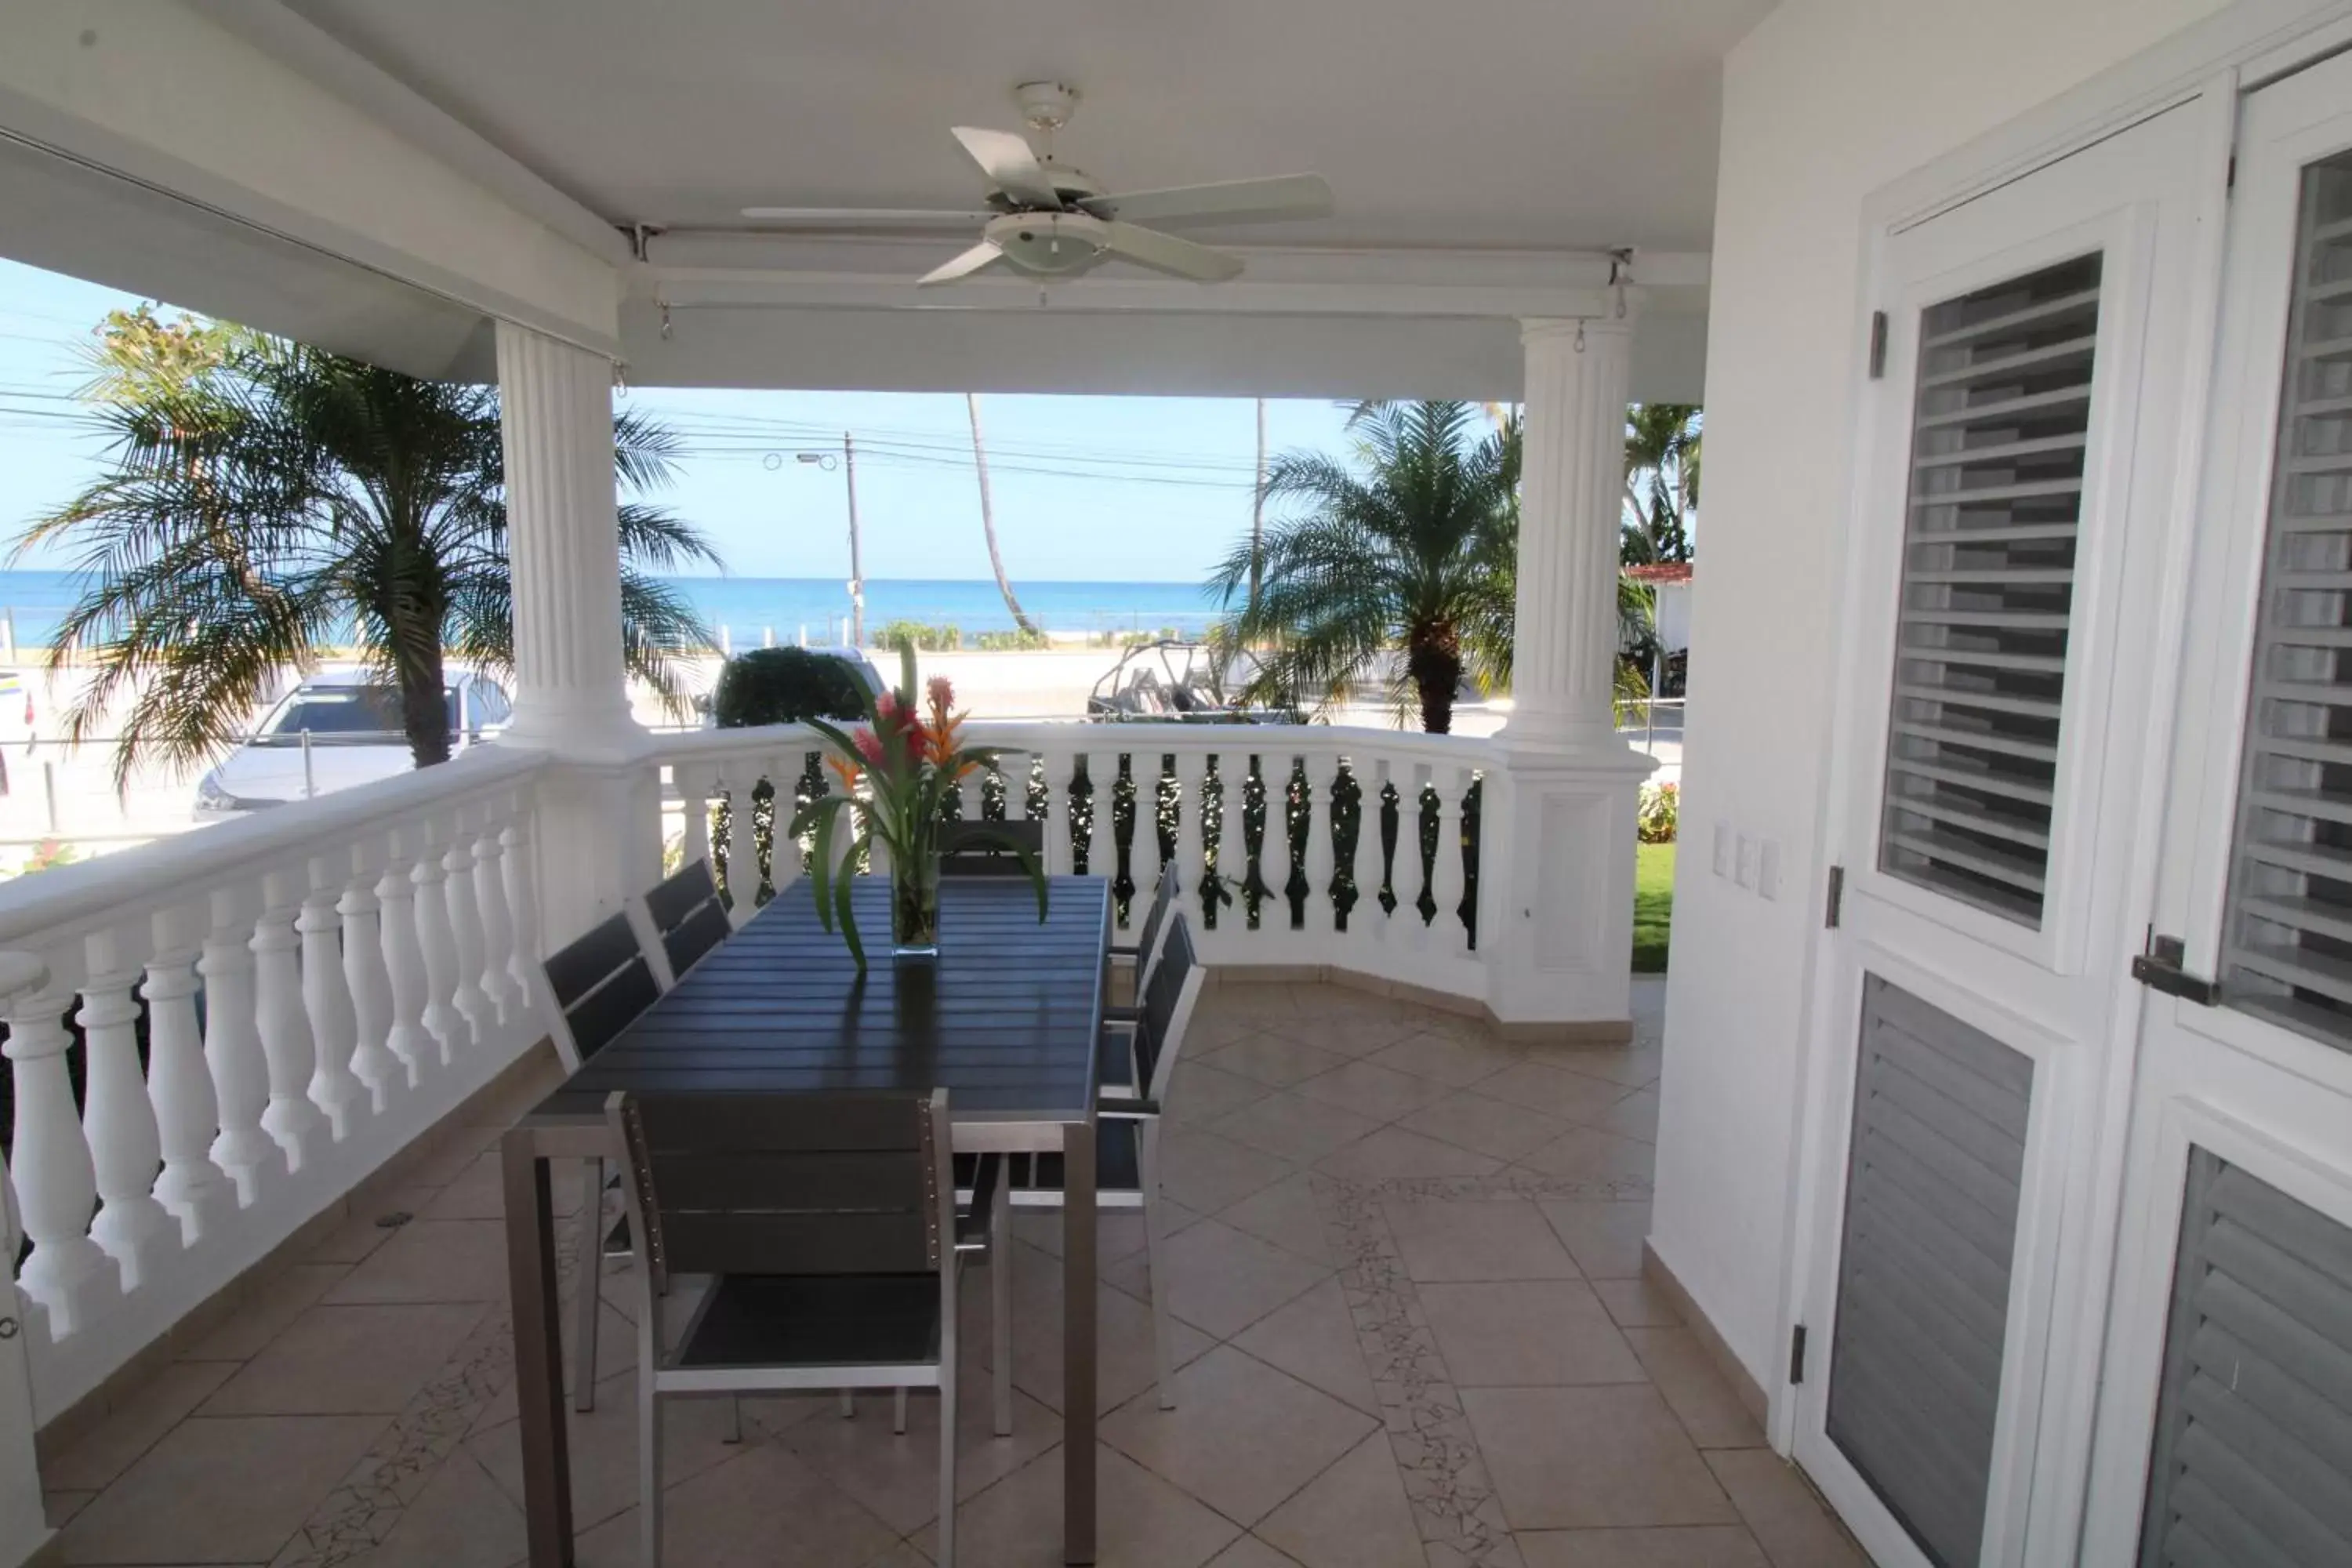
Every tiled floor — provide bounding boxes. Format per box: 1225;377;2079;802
37;978;1871;1568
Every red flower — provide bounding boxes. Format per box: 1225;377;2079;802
875;691;901;724
851;727;885;767
927;675;954;713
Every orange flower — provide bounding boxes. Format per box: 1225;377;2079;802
826;755;862;792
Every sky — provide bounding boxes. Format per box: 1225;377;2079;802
0;256;1359;583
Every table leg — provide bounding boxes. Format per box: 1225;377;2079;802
503;1133;575;1566
1062;1119;1098;1565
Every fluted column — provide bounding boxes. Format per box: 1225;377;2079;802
1502;310;1641;750
494;322;641;757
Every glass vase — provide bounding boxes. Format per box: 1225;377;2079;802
891;854;940;962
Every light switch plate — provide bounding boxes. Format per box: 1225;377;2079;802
1712;822;1733;878
1758;839;1782;901
1736;834;1759;891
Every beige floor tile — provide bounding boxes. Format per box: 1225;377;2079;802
862;1544;933;1568
43;1490;96;1529
340;1446;525;1568
201;1302;489;1416
324;1218;511;1304
913;1443;1242;1567
180;1264;352;1363
1535;1043;1665;1090
1461;1385;1738;1530
1396;1091;1573;1162
1231;1277;1379;1414
1383;1199;1579;1283
1255;1431;1424;1568
305;1196;431;1267
1253;1011;1422;1059
45;1359;238;1490
1000;1240;1216;1416
469;1367;768;1530
1471;1062;1635;1125
571;1444;899;1568
1417;1281;1645;1386
1014;1200;1200;1267
1202;983;1302;1021
1592;1276;1683;1330
1217;1171;1336;1265
467;1300;639;1434
1198;1034;1351;1088
1101;1346;1374;1526
1289;1060;1454;1121
1517;1525;1770;1567
1312;1127;1503;1181
1165;1061;1274;1125
1704;1450;1871;1568
1363;1033;1524;1087
1515;1128;1657;1185
1204;1536;1308;1567
1602;1087;1661;1144
1537;1201;1653;1280
55;1414;390;1564
421;1149;587;1221
1158;1127;1299;1215
777;1363;1062;1535
1103;1218;1330;1340
1624;1328;1764;1449
404;1123;499;1188
1209;1091;1381;1163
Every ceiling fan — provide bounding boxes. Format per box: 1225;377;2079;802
740;82;1334;287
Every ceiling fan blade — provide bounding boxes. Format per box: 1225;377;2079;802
1098;222;1244;283
950;126;1064;210
917;241;1008;287
1084;173;1333;228
740;207;995;227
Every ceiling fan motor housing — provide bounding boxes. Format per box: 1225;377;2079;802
984;210;1108;274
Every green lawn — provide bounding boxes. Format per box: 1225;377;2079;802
1632;840;1675;973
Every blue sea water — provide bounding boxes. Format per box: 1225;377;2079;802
0;571;1227;648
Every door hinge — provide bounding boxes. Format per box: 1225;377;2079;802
1824;866;1845;930
1867;312;1888;379
2131;933;2220;1006
1789;1323;1809;1385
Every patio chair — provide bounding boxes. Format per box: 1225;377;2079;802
1101;860;1181;1089
641;856;731;980
543;910;662;1413
998;912;1204;1411
606;1088;1000;1568
938;817;1044;877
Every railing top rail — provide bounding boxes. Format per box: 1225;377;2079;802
645;720;1501;768
0;746;549;950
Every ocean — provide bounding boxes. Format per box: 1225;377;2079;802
0;571;1229;649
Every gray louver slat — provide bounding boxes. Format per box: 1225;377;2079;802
2138;1151;2352;1566
1829;975;2032;1568
1880;253;2103;927
2225;154;2352;1053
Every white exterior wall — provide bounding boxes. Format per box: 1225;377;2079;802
1653;0;2229;1388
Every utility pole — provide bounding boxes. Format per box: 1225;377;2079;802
1251;397;1268;614
844;432;865;648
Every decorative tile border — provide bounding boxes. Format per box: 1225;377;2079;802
1312;1167;1653;1568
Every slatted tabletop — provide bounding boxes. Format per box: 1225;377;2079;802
526;874;1110;1127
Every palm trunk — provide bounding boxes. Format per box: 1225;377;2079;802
1405;624;1462;735
967;394;1040;638
399;645;451;768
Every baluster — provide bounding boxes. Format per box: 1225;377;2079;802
80;924;172;1287
440;818;495;1040
502;793;543;1011
1406;763;1436;951
5;970;114;1330
1174;750;1209;913
412;826;471;1060
251;870;324;1168
1262;752;1294;933
1068;750;1096;876
201;883;278;1200
1304;751;1338;941
1431;766;1468;955
339;840;403;1111
299;857;365;1139
714;762;749;916
144;905;234;1242
772;758;811;893
1352;760;1385;945
376;831;433;1088
679;766;711;869
472;804;521;1025
1039;747;1074;876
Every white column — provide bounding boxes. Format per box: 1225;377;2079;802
144;906;234;1241
494;321;642;757
1503;312;1641;750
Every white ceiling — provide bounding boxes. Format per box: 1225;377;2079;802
279;0;1773;252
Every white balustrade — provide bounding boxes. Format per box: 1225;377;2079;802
471;806;521;1026
1174;752;1208;909
500;800;543;1011
78;927;172;1288
201;884;276;1200
411;827;470;1059
143;906;233;1242
1431;767;1469;956
713;761;750;916
251;873;323;1170
1350;759;1384;944
5;980;111;1332
299;861;365;1140
339;844;402;1111
1303;756;1338;938
1263;753;1294;930
440;827;494;1040
377;834;432;1084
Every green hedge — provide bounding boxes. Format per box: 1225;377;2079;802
710;648;871;728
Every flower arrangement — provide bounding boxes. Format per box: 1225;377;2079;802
789;644;1046;966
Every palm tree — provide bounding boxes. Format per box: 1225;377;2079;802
1622;403;1702;564
1210;400;1518;734
966;393;1040;639
20;308;719;789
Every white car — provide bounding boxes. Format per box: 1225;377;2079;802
194;669;512;820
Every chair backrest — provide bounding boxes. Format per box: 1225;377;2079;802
1136;913;1206;1100
606;1089;951;1293
939;818;1044;877
544;911;661;1069
1131;860;1181;989
644;857;731;978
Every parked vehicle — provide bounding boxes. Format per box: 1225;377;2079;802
193;668;512;818
1085;640;1301;724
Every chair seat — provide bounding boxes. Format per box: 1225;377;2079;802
674;1274;942;1370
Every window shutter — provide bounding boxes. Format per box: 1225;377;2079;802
1880;253;2103;927
2137;1150;2352;1566
2225;154;2352;1049
1828;975;2033;1568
